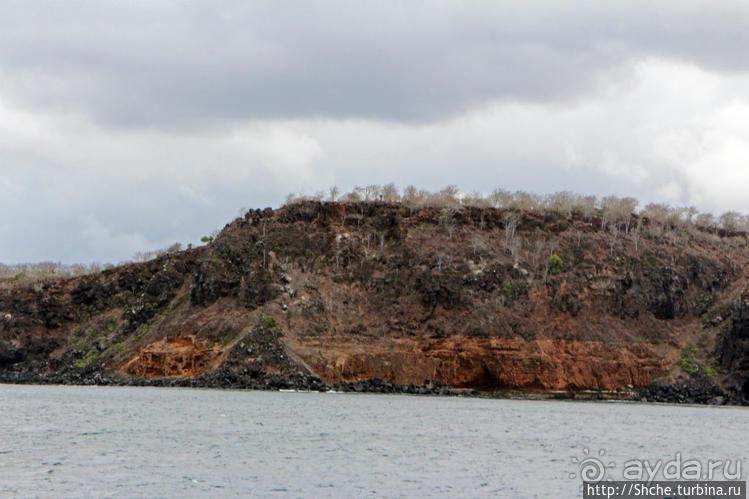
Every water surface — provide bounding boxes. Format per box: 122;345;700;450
0;385;745;497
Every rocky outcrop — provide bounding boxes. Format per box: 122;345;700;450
124;337;220;377
295;336;667;391
718;289;749;402
1;201;747;403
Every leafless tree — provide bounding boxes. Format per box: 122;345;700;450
470;235;486;259
503;212;520;251
631;217;642;253
381;183;400;202
720;211;742;231
439;208;458;239
363;184;381;202
609;224;619;257
490;187;512;209
509;235;523;265
695;213;716;230
575;195;598;219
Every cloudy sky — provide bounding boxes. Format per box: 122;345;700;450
2;1;749;264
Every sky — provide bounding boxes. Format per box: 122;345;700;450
2;1;749;264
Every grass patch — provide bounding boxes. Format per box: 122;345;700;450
259;315;283;337
74;350;99;369
220;330;236;347
132;324;149;343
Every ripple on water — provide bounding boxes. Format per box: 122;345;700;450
0;385;746;497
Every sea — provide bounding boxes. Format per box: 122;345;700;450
0;384;746;497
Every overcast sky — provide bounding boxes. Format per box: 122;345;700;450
2;1;749;264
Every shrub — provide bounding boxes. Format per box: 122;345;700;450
501;280;512;300
259;315;283;337
678;356;697;376
678;343;698;376
260;315;277;329
548;254;563;275
74;349;99;369
132;324;149;343
220;330;236;346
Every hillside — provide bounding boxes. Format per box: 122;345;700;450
1;201;748;404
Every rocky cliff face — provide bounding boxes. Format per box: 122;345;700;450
1;201;747;403
719;290;749;400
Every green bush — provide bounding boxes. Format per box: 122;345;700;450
259;315;283;337
74;349;99;369
548;254;563;275
678;356;697;375
220;330;236;347
132;324;149;343
677;343;700;376
501;280;512;300
260;316;277;329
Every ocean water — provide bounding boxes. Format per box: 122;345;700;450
0;384;746;497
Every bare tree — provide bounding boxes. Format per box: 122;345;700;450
363;184;381;202
695;213;716;230
439;208;458;239
509;236;523;265
490;187;512;209
575;195;598;219
545;191;575;218
720;211;742;231
503;212;520;250
513;191;542;211
470;235;486;260
631;217;642;253
381;183;400;202
609;224;619;257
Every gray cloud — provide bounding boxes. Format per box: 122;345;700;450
2;2;749;264
0;1;748;128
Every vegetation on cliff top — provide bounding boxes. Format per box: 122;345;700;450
4;184;748;289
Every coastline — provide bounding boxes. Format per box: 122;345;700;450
1;371;743;406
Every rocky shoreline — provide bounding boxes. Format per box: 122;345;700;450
0;368;471;396
2;369;745;406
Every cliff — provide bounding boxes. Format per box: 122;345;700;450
1;201;748;403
